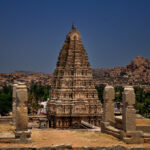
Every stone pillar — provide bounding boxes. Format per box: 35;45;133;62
14;82;31;143
121;86;144;144
101;85;115;132
122;86;136;132
12;83;18;126
103;86;115;123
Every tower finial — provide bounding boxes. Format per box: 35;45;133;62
72;22;76;30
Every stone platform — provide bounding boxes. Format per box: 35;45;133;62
0;131;31;143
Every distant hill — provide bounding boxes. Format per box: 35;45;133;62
1;56;150;90
0;72;53;88
92;56;150;90
14;70;43;75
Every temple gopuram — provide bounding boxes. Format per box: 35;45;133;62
47;25;102;128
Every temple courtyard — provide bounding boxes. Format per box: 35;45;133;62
0;121;150;148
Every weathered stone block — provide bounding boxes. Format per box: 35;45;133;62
120;130;144;144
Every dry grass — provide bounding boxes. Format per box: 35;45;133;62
0;123;14;133
0;123;150;148
31;129;125;147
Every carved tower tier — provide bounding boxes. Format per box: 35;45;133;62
47;25;102;128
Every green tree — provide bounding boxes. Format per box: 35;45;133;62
95;85;105;103
0;85;12;116
27;81;51;114
114;86;123;102
143;97;150;118
134;87;150;118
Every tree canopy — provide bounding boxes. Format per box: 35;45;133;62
0;85;12;116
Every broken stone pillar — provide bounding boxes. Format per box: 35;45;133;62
121;86;144;144
14;82;31;143
12;83;18;126
101;85;115;131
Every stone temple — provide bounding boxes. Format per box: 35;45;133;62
47;25;102;128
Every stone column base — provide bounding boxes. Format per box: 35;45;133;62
14;130;31;143
120;131;144;144
101;121;108;132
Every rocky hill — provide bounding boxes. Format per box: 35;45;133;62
1;56;150;90
0;72;53;88
93;56;150;90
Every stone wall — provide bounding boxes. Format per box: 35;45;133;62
114;117;122;130
137;125;150;133
0;116;12;124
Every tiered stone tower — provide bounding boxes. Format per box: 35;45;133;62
47;25;102;128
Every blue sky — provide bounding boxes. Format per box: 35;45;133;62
0;0;150;73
